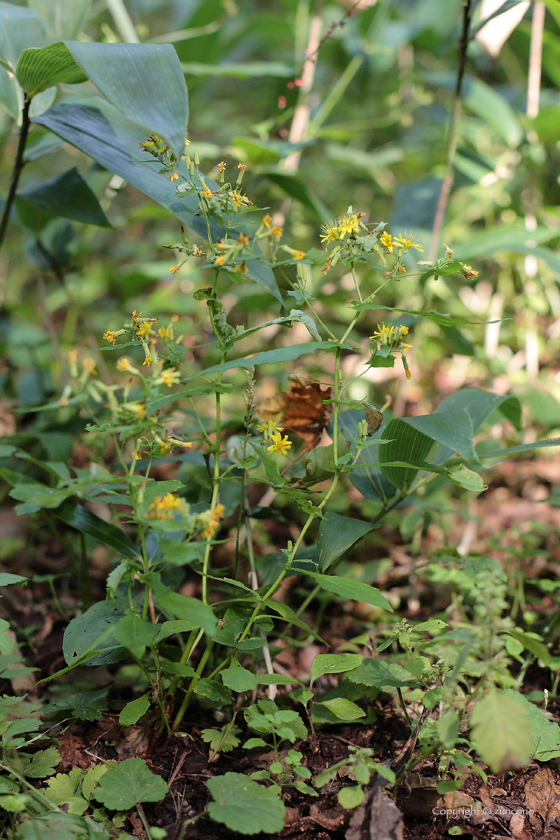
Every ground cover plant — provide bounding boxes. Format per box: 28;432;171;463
2;1;560;838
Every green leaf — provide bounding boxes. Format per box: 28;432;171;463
55;499;139;559
41;688;109;722
0;573;28;587
265;599;328;644
470;687;533;773
45;768;87;815
28;0;91;42
301;572;392;612
435;389;522;433
63;599;129;667
316;697;365;720
346;659;421;688
63;42;188;160
402;411;477;463
155;620;201;643
16;43;87;97
34;99;280;301
310;654;363;686
15;167;111;230
338;785;365;809
25;747;62;778
194;678;231;706
182;61;295;78
206;772;286;835
257;674;304;686
506;630;550;665
119;693;150;727
201;725;241;753
93;758;169;811
502;689;560;760
142;480;185;507
484;438;560;459
379;419;440;491
354;304;500;327
0;2;45;119
198;341;340;378
112;612;159;659
221;660;257;693
317;512;374;572
151;580;217;635
13;812;110;840
447;464;486;492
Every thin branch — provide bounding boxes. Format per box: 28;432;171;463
427;0;473;263
0;94;31;252
527;1;545;119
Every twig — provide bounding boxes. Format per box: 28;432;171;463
427;0;473;263
527;1;545;119
0;94;31;252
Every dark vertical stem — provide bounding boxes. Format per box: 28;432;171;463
427;0;472;263
0;95;32;251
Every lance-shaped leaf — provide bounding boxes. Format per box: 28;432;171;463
16;166;111;230
317;512;374;571
16;42;87;97
380;419;440;491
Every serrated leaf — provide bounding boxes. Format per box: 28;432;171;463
0;573;28;587
316;697;365;720
300;571;392;612
93;758;168;811
45;768;86;814
206;772;286;835
200;725;241;753
502;689;560;760
310;654;363;686
119;693;150;727
41;688;109;722
470;687;533;773
25;747;61;778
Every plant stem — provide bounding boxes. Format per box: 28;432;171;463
427;0;472;263
171;638;215;734
0;94;31;252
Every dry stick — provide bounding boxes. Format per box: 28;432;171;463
427;0;473;264
524;2;545;376
0;95;31;253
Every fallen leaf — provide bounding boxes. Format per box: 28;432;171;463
524;768;560;830
257;376;333;449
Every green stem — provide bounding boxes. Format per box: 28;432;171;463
0;760;64;812
171;638;215;734
168;627;203;695
0;95;31;252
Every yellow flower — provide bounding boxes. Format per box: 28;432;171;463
256;420;283;439
146;492;183;521
293;250;306;260
236;261;248;276
398;325;409;336
267;432;292;456
263;214;272;228
238;233;250;247
137;322;153;340
169;265;180;275
401;343;412;353
443;243;455;257
218;161;227;172
68;349;78;366
103;331;116;345
271;224;283;237
322;256;332;274
83;358;97;375
215;256;226;266
158;327;170;339
320;222;339;244
126;402;146;418
379;231;393;253
168;171;179;181
165;432;192;449
200;504;225;540
337;214;358;239
132;310;141;324
238;163;247;173
117;357;137;373
230;191;246;208
201;187;213;200
394;231;423;252
462;265;479;279
159;368;181;388
370;323;394;343
171;315;179;323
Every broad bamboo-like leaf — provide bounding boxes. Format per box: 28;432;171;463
300;571;393;612
484;438;560;459
0;1;45;118
402;410;477;463
353;304;502;327
380;419;440;491
34;99;281;301
16;43;87;97
16;167;111;230
55;499;139;559
64;41;188;160
317;512;374;571
28;0;92;42
63;599;130;666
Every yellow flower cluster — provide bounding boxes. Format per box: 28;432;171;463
146;492;184;521
267;431;292;456
199;504;225;540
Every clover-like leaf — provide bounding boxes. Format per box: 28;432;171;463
93;758;168;811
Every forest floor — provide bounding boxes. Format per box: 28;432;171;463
2;455;560;840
